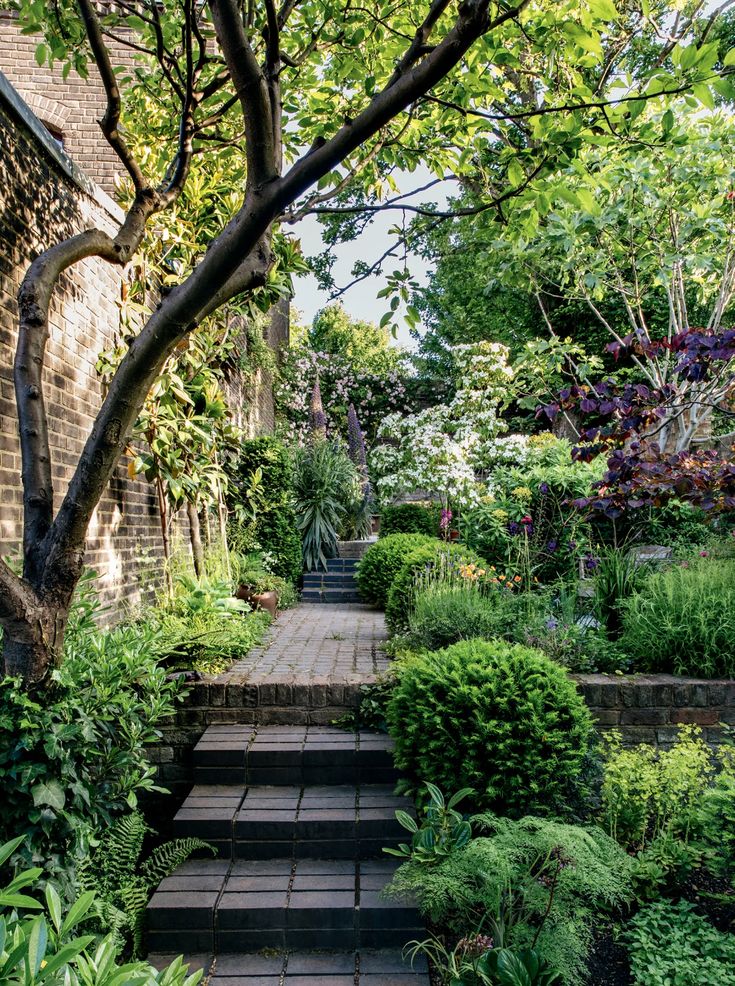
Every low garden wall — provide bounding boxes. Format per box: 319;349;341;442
149;671;735;808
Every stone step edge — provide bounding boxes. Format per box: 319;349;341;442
146;949;430;982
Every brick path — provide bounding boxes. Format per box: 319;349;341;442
225;603;391;684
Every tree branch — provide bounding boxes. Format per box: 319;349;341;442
76;0;148;190
209;0;278;186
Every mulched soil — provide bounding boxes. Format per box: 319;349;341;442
587;926;631;986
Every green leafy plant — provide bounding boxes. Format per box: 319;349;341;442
405;934;562;986
387;639;593;817
152;608;271;674
380;504;440;538
228;437;302;584
591;547;647;639
620;557;735;676
168;574;248;616
407;583;519;652
599;725;735;892
385;542;490;634
388;814;632;986
0;577;185;884
626;900;735;986
331;672;396;732
291;440;361;571
79;812;212;956
386;783;474;864
356;533;438;608
0;836;201;986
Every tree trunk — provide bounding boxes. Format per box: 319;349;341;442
187;500;205;578
156;477;174;597
0;586;71;686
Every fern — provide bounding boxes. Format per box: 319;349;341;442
141;838;214;887
385;813;634;986
81;811;214;957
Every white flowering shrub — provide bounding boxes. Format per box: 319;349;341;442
371;342;528;508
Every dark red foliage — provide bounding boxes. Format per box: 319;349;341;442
540;329;735;518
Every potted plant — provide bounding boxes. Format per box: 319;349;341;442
232;553;280;617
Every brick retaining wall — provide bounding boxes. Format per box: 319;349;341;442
149;672;735;811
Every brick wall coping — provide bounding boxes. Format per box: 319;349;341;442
0;68;123;222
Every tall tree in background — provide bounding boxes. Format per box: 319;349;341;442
1;0;733;684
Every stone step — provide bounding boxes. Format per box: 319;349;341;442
193;725;397;787
173;783;411;859
302;573;358;587
146;858;424;955
326;558;359;572
301;588;362;604
148;949;430;985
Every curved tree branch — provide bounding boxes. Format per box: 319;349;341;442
210;0;278;186
76;0;148;190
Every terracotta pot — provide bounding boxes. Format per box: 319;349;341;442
236;585;279;618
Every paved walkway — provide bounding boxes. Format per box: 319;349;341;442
145;600;429;983
226;603;390;684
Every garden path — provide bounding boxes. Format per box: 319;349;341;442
148;591;428;984
226;602;390;685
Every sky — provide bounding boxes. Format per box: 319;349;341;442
290;166;450;349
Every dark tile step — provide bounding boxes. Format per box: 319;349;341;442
146;860;423;956
148;949;429;984
193;725;396;788
302;573;358;587
173;783;410;859
301;590;363;604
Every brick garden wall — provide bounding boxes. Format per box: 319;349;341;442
0;72;174;610
0;12;133;195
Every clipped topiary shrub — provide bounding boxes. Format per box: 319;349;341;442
387;638;593;816
384;541;488;634
380;503;440;537
356;533;439;607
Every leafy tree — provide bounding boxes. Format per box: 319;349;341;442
309;303;401;371
1;0;732;685
487;106;735;450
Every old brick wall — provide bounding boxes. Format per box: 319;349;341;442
0;11;131;195
0;72;169;610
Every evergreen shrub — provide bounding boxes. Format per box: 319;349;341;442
387;638;593;816
356;533;438;607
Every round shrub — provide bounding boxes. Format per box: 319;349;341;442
356;533;438;608
384;541;488;634
380;503;439;538
387;639;593;816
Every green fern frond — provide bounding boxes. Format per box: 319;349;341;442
94;812;150;890
120;881;151;957
141;838;215;889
